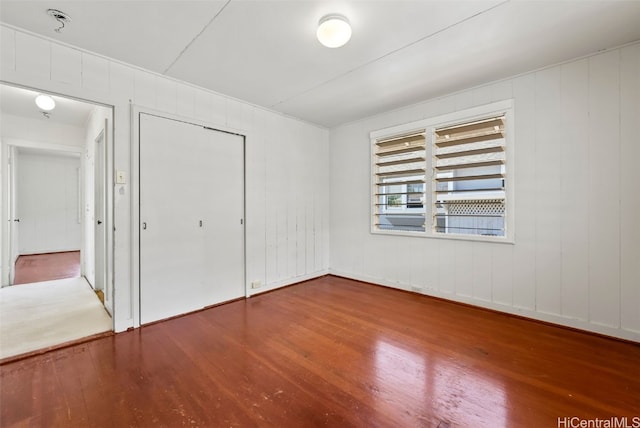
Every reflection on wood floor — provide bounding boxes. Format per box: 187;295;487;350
1;275;638;427
13;251;80;284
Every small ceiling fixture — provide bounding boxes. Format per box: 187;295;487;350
317;14;352;48
46;8;71;33
35;94;56;111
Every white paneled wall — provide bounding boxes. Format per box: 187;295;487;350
16;152;81;254
330;43;640;342
0;25;330;331
620;45;640;333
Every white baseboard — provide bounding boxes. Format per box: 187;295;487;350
249;270;329;297
329;269;640;343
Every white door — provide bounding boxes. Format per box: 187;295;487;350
139;114;244;324
94;128;106;293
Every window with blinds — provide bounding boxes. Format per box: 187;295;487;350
433;116;506;236
373;132;427;232
370;99;513;241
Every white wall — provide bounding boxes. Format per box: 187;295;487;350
0;25;330;332
16;151;81;254
330;43;640;342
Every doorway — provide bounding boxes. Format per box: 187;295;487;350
138;113;245;324
1;85;112;294
0;83;114;358
10;145;82;285
11;147;82;275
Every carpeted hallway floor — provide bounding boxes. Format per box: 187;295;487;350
0;277;112;360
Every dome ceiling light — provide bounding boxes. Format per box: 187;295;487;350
317;14;352;48
35;94;56;111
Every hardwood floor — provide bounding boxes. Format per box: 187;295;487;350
13;251;80;284
1;275;638;427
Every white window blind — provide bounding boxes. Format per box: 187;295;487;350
374;132;426;232
433;116;506;237
370;100;513;242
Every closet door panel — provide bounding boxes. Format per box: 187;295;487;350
201;130;244;303
140;114;244;324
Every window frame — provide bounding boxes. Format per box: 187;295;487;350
370;99;515;243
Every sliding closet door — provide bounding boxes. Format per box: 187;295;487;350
139;113;244;325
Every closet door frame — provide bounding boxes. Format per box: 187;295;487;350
131;106;248;328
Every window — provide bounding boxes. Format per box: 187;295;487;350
434;116;506;237
373;132;426;232
371;100;513;242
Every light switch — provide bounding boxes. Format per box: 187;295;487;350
116;170;126;184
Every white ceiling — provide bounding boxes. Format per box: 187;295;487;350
0;84;95;127
1;1;639;127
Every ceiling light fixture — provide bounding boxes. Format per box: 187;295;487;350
317;14;352;48
35;94;56;111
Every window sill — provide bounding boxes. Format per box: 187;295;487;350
370;229;515;244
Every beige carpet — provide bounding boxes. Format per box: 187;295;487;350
0;277;112;360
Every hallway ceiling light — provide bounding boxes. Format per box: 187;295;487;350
317;15;352;48
35;94;55;111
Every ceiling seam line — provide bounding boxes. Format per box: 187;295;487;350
270;0;511;108
162;0;233;75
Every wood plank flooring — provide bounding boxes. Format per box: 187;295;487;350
13;251;80;285
1;275;639;427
